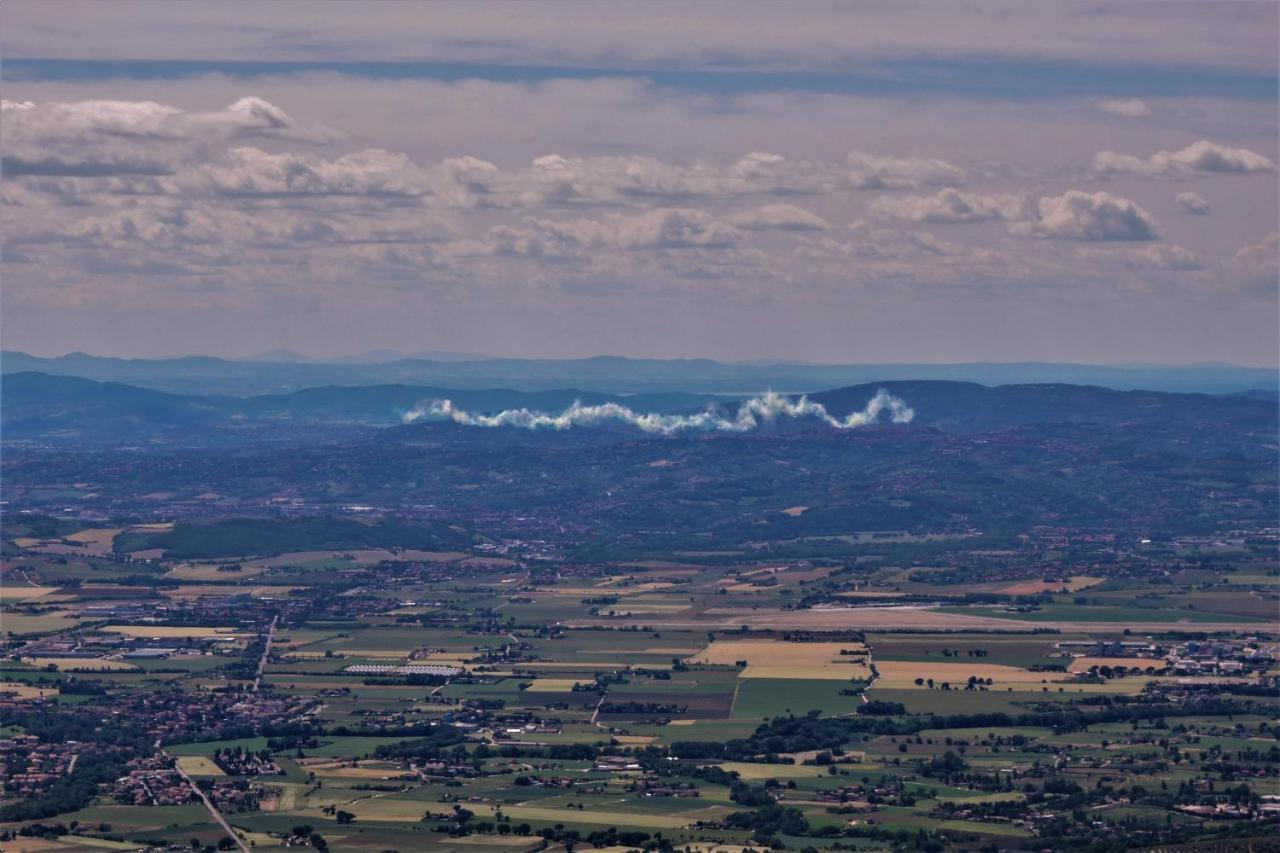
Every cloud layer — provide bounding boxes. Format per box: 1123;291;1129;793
2;84;1275;365
402;390;915;433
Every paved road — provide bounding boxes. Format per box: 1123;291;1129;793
169;750;250;852
252;614;278;692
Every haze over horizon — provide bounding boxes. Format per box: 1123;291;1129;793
6;347;1279;372
3;1;1278;366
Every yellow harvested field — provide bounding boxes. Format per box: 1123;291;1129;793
613;735;656;745
22;657;137;671
668;719;697;726
718;761;830;779
525;678;588;692
308;760;407;779
333;649;414;659
780;506;809;516
873;660;1069;689
0;839;65;851
688;640;867;668
1000;576;1105;595
64;528;123;555
0;681;58;699
176;756;225;776
101;624;246;639
11;540;94;556
0;585;60;601
1068;657;1167;673
741;663;869;680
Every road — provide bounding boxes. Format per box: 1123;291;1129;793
168;749;250;852
252;614;278;692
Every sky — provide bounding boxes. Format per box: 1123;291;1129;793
2;1;1277;365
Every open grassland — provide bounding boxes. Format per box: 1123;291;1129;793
732;678;867;718
175;755;225;776
166;561;267;580
717;761;832;780
0;611;82;634
1067;656;1167;673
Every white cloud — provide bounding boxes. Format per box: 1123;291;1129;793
492;208;741;256
1174;191;1211;215
0;97;334;176
1225;231;1279;285
846;150;965;189
1134;244;1202;270
869;188;1021;223
1012;190;1161;241
1096;98;1151;118
1093;140;1276;177
729;203;830;231
189;146;432;197
515;151;869;205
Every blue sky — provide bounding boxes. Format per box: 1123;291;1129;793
2;1;1277;365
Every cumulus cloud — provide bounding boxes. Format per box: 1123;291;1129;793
1133;244;1203;270
1174;191;1211;215
1225;232;1279;286
1012;191;1161;241
846;150;965;189
189;146;432;197
514;150;872;205
1096;98;1151;118
491;208;741;256
729;203;830;231
869;188;1021;223
1093;140;1276;177
1;97;333;177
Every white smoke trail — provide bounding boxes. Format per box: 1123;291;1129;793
400;389;913;435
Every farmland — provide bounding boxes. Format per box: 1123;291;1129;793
2;522;1277;853
1;376;1278;852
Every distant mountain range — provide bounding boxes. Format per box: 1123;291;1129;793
4;371;1274;443
3;350;1276;396
240;348;492;364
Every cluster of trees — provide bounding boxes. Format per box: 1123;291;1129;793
0;752;131;822
856;700;906;715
